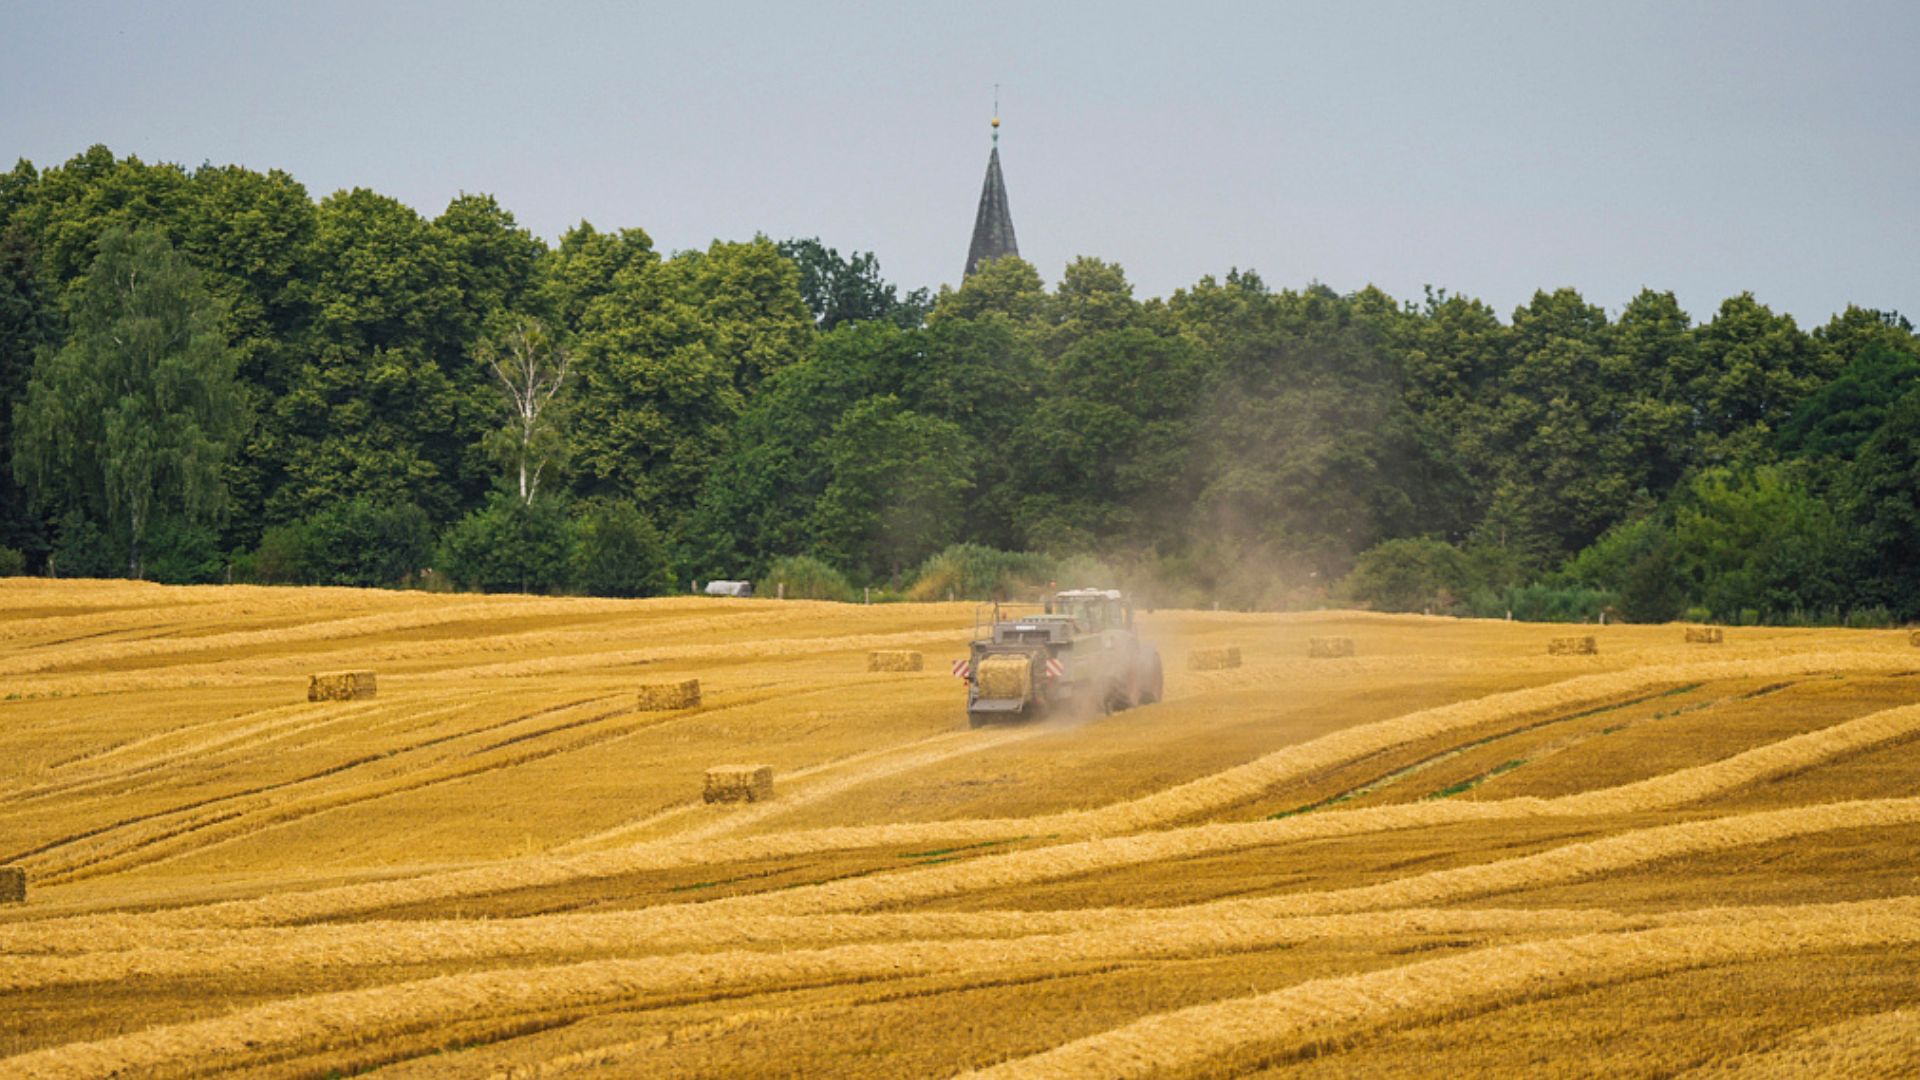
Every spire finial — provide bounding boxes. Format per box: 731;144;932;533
991;84;1000;144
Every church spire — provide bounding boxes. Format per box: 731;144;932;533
964;94;1018;278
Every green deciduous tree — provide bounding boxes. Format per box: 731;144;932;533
928;256;1046;324
778;237;929;331
0;218;55;557
1009;325;1205;552
541;222;657;334
300;498;434;587
1686;293;1835;465
1559;513;1685;623
1342;537;1472;612
570;500;672;597
268;188;493;523
13;226;244;576
1672;466;1844;619
569;237;811;517
1186;285;1449;582
477;315;571;504
807;395;973;580
1842;390;1920;615
1778;343;1920;465
437;493;573;593
682;319;913;575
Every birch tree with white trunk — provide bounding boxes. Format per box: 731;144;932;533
478;315;571;504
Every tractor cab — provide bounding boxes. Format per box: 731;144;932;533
1045;588;1133;633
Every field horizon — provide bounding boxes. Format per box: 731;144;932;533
3;579;1917;1077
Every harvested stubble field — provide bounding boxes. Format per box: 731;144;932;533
2;582;1918;1078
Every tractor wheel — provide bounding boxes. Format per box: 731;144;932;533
1137;649;1164;705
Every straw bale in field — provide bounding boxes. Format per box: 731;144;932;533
1548;636;1596;656
637;679;701;711
1307;636;1355;659
975;654;1032;700
307;670;376;702
1909;629;1920;647
1187;646;1242;671
704;764;773;804
1685;626;1724;644
868;650;924;672
0;866;22;903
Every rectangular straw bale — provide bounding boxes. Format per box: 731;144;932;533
704;764;774;804
0;866;23;904
868;650;925;672
308;670;377;702
1188;646;1242;671
1548;636;1598;656
975;654;1033;700
637;679;701;711
1307;636;1355;659
1685;626;1724;644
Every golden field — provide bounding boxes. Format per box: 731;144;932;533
2;580;1918;1078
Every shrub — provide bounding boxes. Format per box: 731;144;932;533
906;543;1055;601
570;501;672;598
143;520;225;584
1342;537;1471;613
1560;514;1686;621
303;500;434;587
50;511;120;578
1845;606;1898;629
761;554;856;602
1672;466;1845;622
437;495;572;594
1464;584;1618;623
0;546;24;576
1512;583;1617;622
248;523;313;585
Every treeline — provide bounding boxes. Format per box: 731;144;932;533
2;145;1917;622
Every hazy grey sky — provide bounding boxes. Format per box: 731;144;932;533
4;1;1915;326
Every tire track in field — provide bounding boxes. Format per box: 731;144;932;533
957;901;1920;1079
639;709;1920;922
576;722;1054;851
8;896;1917;1080
10;654;1898;932
7;786;1919;975
0;596;649;677
1253;684;1708;819
0;692;598;869
26;679;828;885
0;687;535;835
19;695;634;883
553;726;991;852
10;785;1919;968
0;597;339;645
1678;1007;1920;1077
0;617;970;701
40;700;319;772
1;698;437;809
0;906;1634;991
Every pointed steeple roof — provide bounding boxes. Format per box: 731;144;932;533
965;115;1018;277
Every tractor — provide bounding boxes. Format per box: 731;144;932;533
957;588;1163;727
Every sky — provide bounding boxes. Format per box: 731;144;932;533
3;1;1916;326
